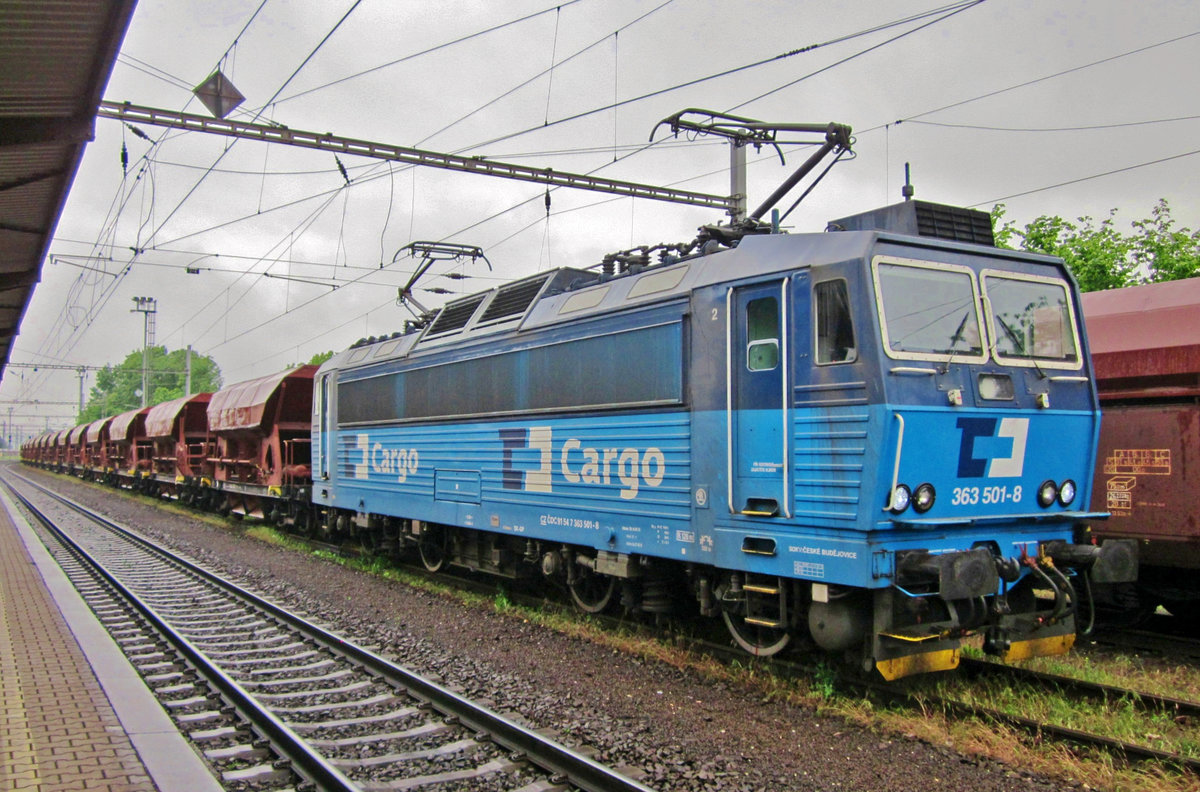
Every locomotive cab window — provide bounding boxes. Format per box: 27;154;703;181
981;270;1082;369
746;297;780;371
815;280;857;364
873;257;986;364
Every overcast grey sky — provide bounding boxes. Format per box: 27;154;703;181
5;0;1198;436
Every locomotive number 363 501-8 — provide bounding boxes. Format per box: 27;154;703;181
951;485;1024;506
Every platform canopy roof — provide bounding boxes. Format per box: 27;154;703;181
0;0;137;381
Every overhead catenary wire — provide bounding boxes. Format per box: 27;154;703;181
891;114;1200;134
147;3;699;349
728;0;986;111
137;1;678;352
12;0;277;404
15;3;1197;406
462;0;986;153
125;1;1034;372
971;148;1200;208
116;0;980;360
19;0;367;402
885;29;1200;130
263;0;586;110
413;0;676;148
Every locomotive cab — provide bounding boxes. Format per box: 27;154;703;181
789;201;1137;676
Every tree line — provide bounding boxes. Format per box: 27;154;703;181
992;198;1199;292
76;348;333;424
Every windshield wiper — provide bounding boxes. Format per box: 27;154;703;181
992;315;1046;379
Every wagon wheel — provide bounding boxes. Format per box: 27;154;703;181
417;524;449;573
359;529;380;555
721;609;792;657
568;571;616;614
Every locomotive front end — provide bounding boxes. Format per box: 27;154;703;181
850;247;1135;679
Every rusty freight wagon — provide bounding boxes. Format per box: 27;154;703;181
106;405;152;485
206;364;317;521
64;424;89;475
1083;277;1200;618
81;416;114;480
142;392;213;500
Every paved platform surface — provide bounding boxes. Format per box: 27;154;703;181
0;483;221;792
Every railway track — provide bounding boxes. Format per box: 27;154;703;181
1087;625;1200;665
494;572;1200;777
2;471;656;792
677;635;1200;776
904;657;1200;774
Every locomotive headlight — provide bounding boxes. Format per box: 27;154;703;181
977;373;1014;400
887;484;911;514
1058;479;1077;507
1037;479;1058;508
913;483;936;513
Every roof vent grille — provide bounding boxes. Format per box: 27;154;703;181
478;274;551;324
425;294;486;337
827;200;994;246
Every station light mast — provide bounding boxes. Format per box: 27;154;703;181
131;296;157;408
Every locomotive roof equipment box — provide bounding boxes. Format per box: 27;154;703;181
827;199;995;247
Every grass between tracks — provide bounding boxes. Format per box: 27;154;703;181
230;523;1200;792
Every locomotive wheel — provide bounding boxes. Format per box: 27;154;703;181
721;610;792;657
418;524;449;573
568;572;616;614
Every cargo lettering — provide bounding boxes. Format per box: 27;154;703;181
352;434;418;482
503;426;665;500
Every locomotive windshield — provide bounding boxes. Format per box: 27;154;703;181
873;259;986;361
981;271;1081;368
873;258;1083;370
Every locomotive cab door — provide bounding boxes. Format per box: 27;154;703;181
313;373;330;481
728;279;794;518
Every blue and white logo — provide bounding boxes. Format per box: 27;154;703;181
956;417;1029;479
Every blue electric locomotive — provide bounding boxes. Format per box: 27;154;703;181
311;199;1134;681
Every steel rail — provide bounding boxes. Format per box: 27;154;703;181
11;472;658;792
448;563;1200;776
958;656;1200;720
920;694;1200;773
4;478;359;792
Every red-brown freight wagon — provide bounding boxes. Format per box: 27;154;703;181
206;364;316;521
65;424;88;474
82;416;113;480
106;406;152;485
1082;276;1200;616
142;393;213;500
52;428;72;470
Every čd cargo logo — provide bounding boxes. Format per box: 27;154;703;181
501;426;666;500
955;417;1029;478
